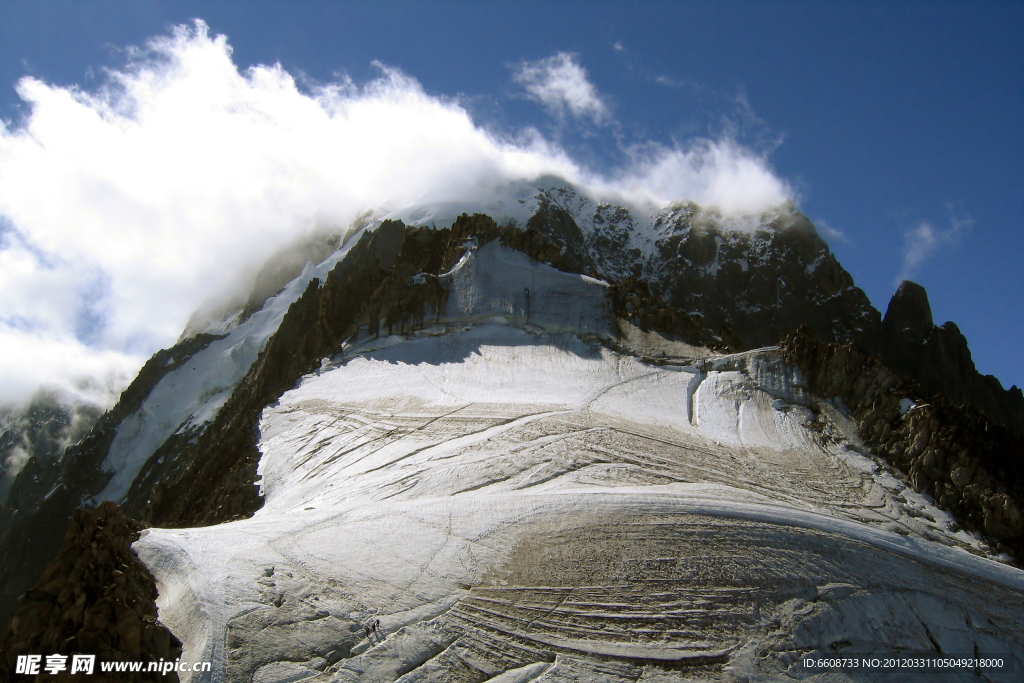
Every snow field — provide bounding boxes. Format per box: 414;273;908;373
134;325;1024;682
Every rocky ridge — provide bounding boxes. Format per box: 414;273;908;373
878;280;1024;432
782;325;1024;560
0;502;180;682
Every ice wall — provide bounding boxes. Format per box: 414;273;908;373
441;241;613;336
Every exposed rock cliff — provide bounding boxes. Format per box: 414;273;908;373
879;280;1024;433
650;207;881;350
0;502;180;682
782;325;1024;560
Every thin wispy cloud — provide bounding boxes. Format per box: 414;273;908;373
512;52;610;125
898;210;972;283
814;219;847;243
0;22;792;410
653;74;685;89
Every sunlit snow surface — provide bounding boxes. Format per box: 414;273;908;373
133;320;1024;683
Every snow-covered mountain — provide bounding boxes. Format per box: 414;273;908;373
2;180;1023;682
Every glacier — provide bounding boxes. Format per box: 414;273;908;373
125;238;1024;682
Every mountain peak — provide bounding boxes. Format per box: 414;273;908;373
884;279;934;337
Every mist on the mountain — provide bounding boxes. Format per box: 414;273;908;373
0;390;102;506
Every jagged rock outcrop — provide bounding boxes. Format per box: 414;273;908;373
879;280;1024;434
511;190;882;353
782;325;1024;561
650;207;882;350
0;502;180;682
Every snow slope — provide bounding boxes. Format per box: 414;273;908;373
94;241;360;504
134;319;1024;682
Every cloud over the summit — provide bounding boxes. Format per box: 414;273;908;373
512;52;611;124
0;21;792;409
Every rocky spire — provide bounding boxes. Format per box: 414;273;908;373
883;280;934;339
878;280;1024;434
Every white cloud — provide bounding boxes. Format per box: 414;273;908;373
610;139;792;216
0;22;792;409
814;219;847;243
900;223;940;279
512;52;610;124
653;75;684;89
0;329;139;408
897;212;971;283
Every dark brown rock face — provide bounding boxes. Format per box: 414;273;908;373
514;191;882;354
0;501;180;683
884;281;934;337
610;278;733;352
782;326;1024;562
650;208;882;351
879;280;1024;434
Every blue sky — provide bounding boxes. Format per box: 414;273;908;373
1;1;1021;400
